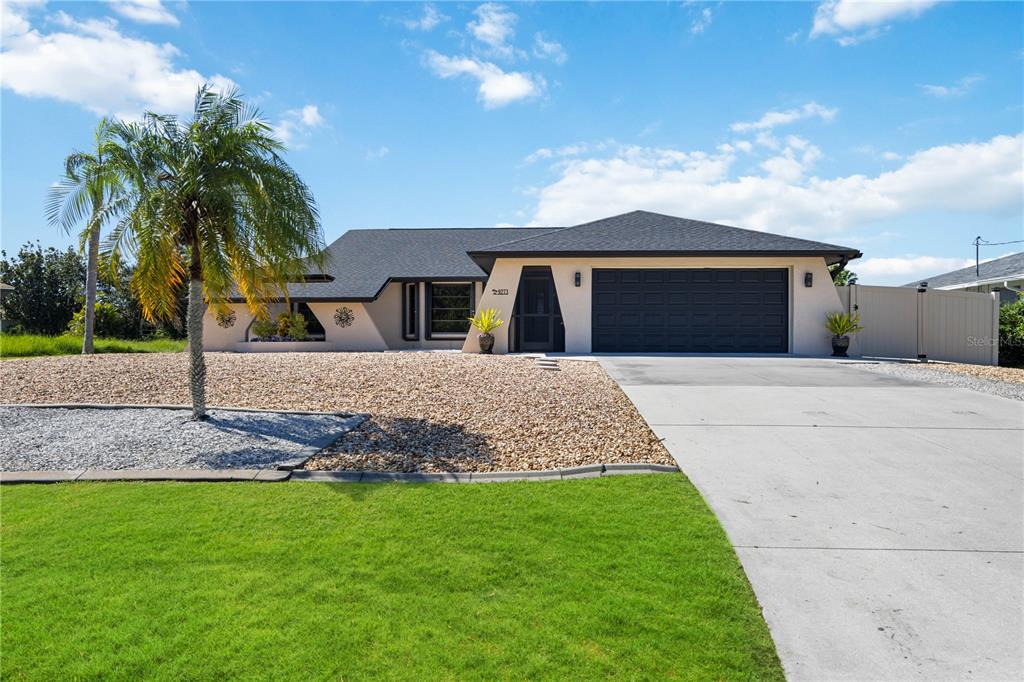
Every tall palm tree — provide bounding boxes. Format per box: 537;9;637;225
102;87;325;419
46;119;123;354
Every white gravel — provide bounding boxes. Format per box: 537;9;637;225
850;361;1024;402
0;407;361;471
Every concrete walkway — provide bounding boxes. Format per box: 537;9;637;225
600;356;1024;681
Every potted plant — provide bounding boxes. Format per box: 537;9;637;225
825;311;864;357
468;308;503;354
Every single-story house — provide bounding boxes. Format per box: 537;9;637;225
905;251;1023;305
204;210;862;355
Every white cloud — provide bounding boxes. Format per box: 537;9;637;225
533;33;567;64
812;0;938;45
0;7;234;119
2;0;42;39
401;3;447;31
690;7;712;35
523;140;613;164
467;3;520;60
731;101;838;133
365;146;390;160
526;134;1024;241
856;255;972;279
881;151;903;161
108;0;179;26
423;50;544;108
919;74;984;98
273;104;326;147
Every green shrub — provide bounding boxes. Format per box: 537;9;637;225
251;313;308;341
287;313;308;341
251;319;277;339
276;313;292;337
66;302;129;338
999;296;1024;367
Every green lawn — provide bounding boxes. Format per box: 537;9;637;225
0;333;185;358
0;476;782;680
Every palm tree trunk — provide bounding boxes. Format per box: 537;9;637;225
187;241;207;420
82;225;100;354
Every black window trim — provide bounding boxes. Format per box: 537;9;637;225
425;281;475;340
402;282;419;341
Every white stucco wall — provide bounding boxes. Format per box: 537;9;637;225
202;300;387;352
202;303;257;350
201;280;485;352
463;256;843;356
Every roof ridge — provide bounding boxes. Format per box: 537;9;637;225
467;226;570;250
342;226;553;232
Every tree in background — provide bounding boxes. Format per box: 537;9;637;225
101;87;325;419
829;263;858;286
45;120;125;354
0;243;86;334
999;295;1024;367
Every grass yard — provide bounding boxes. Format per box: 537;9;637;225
1;476;782;680
0;333;185;358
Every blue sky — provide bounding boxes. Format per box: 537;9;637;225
2;0;1022;285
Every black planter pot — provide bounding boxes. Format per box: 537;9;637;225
831;335;850;357
478;332;495;354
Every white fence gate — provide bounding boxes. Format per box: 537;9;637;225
836;285;1000;365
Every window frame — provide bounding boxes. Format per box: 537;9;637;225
401;282;419;341
425;281;475;339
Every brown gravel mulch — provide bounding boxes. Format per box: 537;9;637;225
918;362;1024;385
0;352;672;472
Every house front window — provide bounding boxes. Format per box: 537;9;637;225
427;282;474;338
402;282;418;340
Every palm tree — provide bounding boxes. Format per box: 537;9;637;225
101;87;325;419
46;119;123;354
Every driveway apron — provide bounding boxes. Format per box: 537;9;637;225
600;356;1024;681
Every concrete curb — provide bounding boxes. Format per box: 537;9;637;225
1;463;679;485
291;463;680;484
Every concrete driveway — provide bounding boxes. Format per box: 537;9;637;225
600;356;1023;681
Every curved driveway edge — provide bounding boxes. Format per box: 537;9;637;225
600;355;1024;681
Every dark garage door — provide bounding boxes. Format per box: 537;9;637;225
592;268;789;353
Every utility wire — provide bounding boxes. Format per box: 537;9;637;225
974;238;1024;246
971;236;1024;276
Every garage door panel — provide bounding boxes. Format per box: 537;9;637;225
592;268;789;353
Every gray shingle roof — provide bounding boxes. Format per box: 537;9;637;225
902;251;1024;288
274;227;553;301
471;210;861;262
244;210;862;302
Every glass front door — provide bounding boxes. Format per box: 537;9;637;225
514;267;564;352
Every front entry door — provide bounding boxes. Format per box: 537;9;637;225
514;267;564;352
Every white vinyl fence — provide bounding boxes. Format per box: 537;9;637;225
835;284;1000;365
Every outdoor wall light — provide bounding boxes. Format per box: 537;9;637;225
574;272;581;287
804;272;813;288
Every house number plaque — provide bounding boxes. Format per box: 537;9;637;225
491;288;509;296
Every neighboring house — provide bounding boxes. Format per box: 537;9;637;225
205;210;861;355
904;252;1023;305
0;282;12;331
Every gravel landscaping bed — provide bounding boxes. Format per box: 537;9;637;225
0;353;672;472
850;360;1024;401
0;406;360;471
